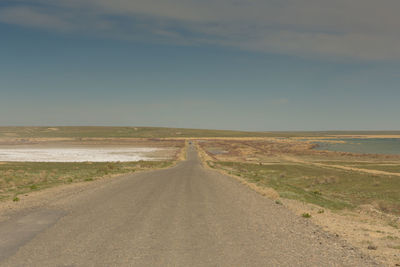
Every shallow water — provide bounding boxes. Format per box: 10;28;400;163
314;138;400;155
0;147;166;162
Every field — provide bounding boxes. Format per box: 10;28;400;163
198;139;400;215
0;161;173;201
0;136;185;201
1;126;400;138
0;126;276;138
212;161;400;213
1;127;400;264
197;138;400;264
2;127;399;212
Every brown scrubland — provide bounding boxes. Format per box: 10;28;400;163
197;137;400;266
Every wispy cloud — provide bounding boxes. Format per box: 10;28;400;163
0;6;72;31
2;0;400;60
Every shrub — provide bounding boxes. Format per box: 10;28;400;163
30;184;38;190
312;190;322;195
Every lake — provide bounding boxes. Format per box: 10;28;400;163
313;138;400;155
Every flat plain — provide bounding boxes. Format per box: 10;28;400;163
1;127;400;265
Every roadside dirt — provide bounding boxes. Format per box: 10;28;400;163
283;199;400;266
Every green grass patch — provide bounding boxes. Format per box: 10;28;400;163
215;161;400;214
0;161;172;201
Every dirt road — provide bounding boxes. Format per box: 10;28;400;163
0;145;378;266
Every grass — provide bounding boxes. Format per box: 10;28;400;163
1;127;400;139
213;161;400;214
388;220;399;229
0;161;172;201
0;126;275;138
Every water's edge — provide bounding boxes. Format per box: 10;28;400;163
313;138;400;155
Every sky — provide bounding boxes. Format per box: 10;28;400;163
1;0;400;131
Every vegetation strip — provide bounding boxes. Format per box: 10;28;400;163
0;161;173;201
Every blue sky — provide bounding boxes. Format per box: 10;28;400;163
1;0;400;130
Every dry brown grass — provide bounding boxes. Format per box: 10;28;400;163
196;141;280;200
176;140;189;161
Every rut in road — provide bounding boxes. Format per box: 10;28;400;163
0;145;378;266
